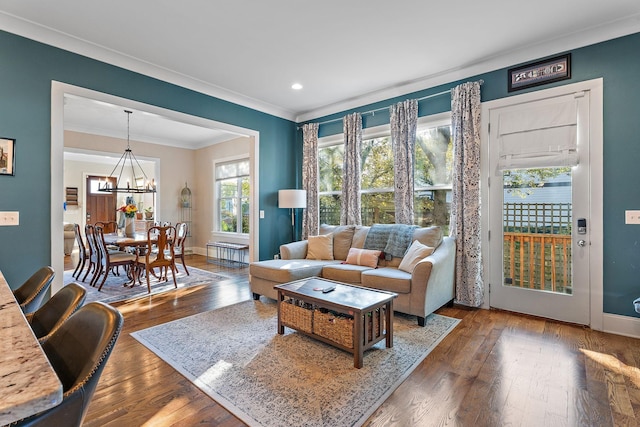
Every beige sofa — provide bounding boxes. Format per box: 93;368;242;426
63;223;75;255
249;224;456;326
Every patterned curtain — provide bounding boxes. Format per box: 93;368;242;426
451;81;484;307
341;113;362;225
301;123;319;239
390;99;418;225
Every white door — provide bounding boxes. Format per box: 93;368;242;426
486;82;602;325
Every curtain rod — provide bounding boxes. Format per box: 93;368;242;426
299;79;484;129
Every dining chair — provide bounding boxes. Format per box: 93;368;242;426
13;266;55;314
138;225;177;293
174;222;190;276
94;226;137;291
71;224;89;279
82;224;101;286
94;221;122;252
25;282;86;343
12;302;124;427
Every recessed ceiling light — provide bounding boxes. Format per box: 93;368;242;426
291;83;303;90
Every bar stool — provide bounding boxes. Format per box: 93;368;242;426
12;302;124;427
25;282;87;343
13;266;55;314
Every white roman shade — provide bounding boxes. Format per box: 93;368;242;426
497;94;579;170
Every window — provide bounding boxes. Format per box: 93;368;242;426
215;159;250;234
318;116;452;230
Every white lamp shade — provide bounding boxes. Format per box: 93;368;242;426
279;189;307;209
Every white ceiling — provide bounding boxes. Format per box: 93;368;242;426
1;1;640;141
63;94;239;149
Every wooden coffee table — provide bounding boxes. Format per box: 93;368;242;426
275;277;397;368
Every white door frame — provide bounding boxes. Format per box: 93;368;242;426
480;78;603;330
50;81;261;293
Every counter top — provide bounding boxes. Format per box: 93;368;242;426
0;270;63;425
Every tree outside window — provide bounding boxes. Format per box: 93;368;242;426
216;159;250;234
318;122;452;232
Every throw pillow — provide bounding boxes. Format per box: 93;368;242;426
398;240;435;273
345;248;381;268
306;234;334;260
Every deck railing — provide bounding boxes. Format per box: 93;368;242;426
502;202;572;294
503;232;572;294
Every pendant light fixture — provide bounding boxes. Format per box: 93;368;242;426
99;109;156;194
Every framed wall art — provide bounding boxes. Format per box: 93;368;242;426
0;137;15;176
508;54;571;92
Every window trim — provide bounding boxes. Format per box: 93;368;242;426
213;155;250;237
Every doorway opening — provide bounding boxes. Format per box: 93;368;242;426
51;82;260;292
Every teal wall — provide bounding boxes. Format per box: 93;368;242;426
2;26;639;320
302;32;640;319
0;30;297;287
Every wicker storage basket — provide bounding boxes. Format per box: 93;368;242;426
367;307;385;341
280;298;313;333
314;309;354;349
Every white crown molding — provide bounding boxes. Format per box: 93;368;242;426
2;11;639;124
296;14;640;123
0;11;298;122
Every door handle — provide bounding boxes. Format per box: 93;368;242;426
577;239;586;247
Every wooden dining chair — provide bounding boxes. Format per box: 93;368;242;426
71;224;89;279
174;222;190;276
94;221;122;252
82;224;101;286
95;221;118;234
138;225;177;293
94;226;136;291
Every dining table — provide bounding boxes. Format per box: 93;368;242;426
0;269;63;425
103;232;154;249
102;232;171;286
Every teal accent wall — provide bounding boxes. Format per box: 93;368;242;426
2;25;639;320
0;30;297;286
303;32;640;319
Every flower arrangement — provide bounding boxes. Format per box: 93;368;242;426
118;204;138;218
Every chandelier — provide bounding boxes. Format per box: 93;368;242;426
98;110;156;194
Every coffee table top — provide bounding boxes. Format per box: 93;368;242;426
275;277;396;311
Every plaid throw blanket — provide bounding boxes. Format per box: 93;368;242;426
364;224;418;258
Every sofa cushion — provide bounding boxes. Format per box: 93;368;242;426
332;225;356;260
412;226;443;249
322;263;371;284
345;248;381;268
250;259;340;283
351;226;370;249
306;234;334;260
319;224;356;260
398;240;435;273
361;268;412;294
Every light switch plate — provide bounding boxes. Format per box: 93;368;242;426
625;210;640;224
0;211;19;226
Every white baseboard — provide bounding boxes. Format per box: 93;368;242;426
602;313;640;339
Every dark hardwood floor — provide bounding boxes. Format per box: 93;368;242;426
63;254;640;426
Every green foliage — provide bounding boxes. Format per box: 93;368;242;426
504;168;571;198
318;124;453;229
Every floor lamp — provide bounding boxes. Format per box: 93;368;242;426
279;189;307;241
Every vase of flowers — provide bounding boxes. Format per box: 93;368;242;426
118;204;138;237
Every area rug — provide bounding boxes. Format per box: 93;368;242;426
131;300;460;427
63;266;231;304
